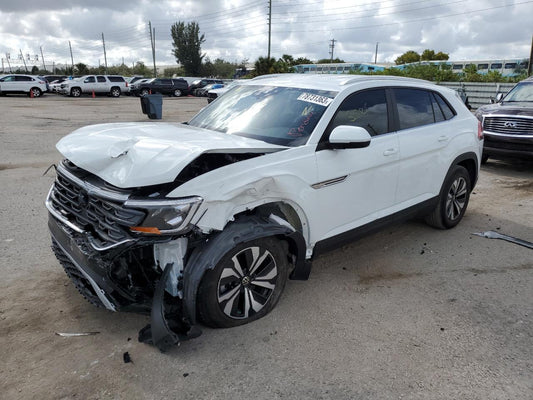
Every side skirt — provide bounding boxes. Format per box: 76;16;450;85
312;197;438;257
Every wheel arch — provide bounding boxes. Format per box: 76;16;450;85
452;152;479;190
182;215;310;326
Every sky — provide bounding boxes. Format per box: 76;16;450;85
0;0;532;71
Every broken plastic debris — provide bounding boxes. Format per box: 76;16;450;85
473;231;533;249
55;332;100;337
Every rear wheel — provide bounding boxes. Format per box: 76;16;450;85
425;165;471;229
481;154;489;164
140;88;150;97
29;87;42;97
173;89;182;97
197;237;288;328
110;87;121;97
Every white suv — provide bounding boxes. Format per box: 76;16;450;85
0;74;48;97
46;74;483;351
59;75;129;97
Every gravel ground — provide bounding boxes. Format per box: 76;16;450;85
0;94;531;400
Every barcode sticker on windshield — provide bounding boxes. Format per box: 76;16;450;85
297;93;333;106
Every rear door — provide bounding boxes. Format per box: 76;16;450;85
392;88;457;207
94;76;108;93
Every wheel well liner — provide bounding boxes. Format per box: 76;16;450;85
451;152;479;189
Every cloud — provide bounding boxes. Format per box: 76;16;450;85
0;0;531;70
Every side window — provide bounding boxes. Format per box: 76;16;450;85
430;93;445;122
433;93;455;120
84;76;95;83
329;89;389;136
160;79;171;84
97;76;106;83
4;76;15;82
16;76;33;81
394;88;434;130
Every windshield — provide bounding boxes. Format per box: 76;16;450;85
503;82;533;102
188;84;337;146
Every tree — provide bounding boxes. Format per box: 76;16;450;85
433;51;449;61
171;21;205;76
75;63;89;75
420;49;435;61
293;57;313;65
253;56;276;76
395;51;421;65
317;57;344;64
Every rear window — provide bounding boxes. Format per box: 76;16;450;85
394;88;455;130
108;76;125;82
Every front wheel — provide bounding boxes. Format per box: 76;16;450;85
140;88;150;97
197;237;288;328
425;165;471;229
70;87;81;97
173;89;182;97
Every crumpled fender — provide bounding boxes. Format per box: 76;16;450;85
183;215;310;326
140;215;310;352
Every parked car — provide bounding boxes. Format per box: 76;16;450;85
194;83;223;97
207;80;241;103
475;76;533;162
46;74;482;351
130;78;189;97
58;75;129;97
49;78;68;93
189;78;224;95
0;74;48;97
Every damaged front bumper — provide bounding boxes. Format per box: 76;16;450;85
46;160;310;352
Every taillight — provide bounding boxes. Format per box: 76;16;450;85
477;121;484;140
126;82;129;87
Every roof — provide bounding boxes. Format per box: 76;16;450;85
248;73;430;92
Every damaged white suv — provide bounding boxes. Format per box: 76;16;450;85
46;74;483;351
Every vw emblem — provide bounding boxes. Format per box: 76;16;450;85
504;121;517;128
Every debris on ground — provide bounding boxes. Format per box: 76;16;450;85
55;332;100;337
473;231;533;249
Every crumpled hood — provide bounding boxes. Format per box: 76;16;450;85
57;122;285;188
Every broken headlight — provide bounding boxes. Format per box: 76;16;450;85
125;196;203;235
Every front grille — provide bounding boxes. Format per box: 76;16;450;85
483;116;533;136
49;167;145;248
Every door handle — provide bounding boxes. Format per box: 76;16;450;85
438;135;449;142
383;148;398;156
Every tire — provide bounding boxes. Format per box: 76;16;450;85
110;87;121;97
70;87;82;97
425;165;471;229
173;89;182;97
481;154;489;164
29;87;42;97
140;88;149;97
197;237;289;328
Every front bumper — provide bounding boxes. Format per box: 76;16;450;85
483;132;533;159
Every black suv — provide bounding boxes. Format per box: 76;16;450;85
475;77;533;162
131;78;189;97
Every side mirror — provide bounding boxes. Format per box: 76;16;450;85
328;125;372;149
494;93;503;103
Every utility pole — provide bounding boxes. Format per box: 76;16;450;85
69;41;74;74
374;42;379;64
19;49;28;72
527;35;533;76
149;21;157;77
329;39;337;63
102;33;108;74
40;46;46;72
267;0;272;59
6;53;12;72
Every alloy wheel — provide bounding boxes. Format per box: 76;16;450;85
217;246;278;320
446;176;467;221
